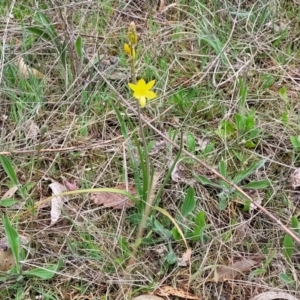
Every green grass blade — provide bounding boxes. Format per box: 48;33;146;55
35;12;58;40
233;159;266;185
26;26;52;41
3;215;20;270
0;155;18;186
110;101;128;138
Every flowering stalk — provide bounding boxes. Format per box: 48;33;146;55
124;22;157;267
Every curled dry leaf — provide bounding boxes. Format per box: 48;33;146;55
178;247;192;267
49;181;69;225
207;257;261;282
170;159;195;185
1;186;18;200
155;286;201;300
250;291;299;300
132;296;164;300
291;168;300;189
16;57;45;79
90;184;135;209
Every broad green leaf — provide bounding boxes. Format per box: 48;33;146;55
234;113;244;135
3;215;20;269
245;110;255;132
243;200;251;212
249;268;266;279
290;136;300;150
216;120;235;138
172;227;181;241
26;27;52;41
192;226;206;243
279;273;295;286
181;187;195;217
203;141;215;154
195;175;221;189
152;219;172;239
233;159;266;185
75;36;83;59
243;179;270;189
291;216;299;234
195;211;206;227
36;12;58;40
166;250;177;265
0;199;18;207
0;155;18;185
219;160;227;177
218;193;228;210
281;111;288;124
244;140;256;149
279;86;288;103
283;234;293;260
23;259;63;279
186;132;196;152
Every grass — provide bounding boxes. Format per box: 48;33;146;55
1;0;300;299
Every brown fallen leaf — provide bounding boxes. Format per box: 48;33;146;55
155;286;202;300
16;57;45;79
250;291;299;300
1;186;18;200
170;159;195;185
132;296;164;300
90;184;136;209
49;181;69;225
178;247;192;267
207;257;261;282
157;0;166;12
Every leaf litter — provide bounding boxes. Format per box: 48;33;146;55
1;186;18;200
207;256;262;282
49;181;69;225
178;247;192;267
155;285;202;300
15;57;45;79
250;291;299;300
90;183;136;209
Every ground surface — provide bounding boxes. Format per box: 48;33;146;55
1;0;300;299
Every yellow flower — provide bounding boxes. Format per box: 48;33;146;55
128;22;137;46
128;79;157;108
124;43;131;55
124;43;136;59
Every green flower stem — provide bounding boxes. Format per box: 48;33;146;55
127;45;153;267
